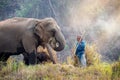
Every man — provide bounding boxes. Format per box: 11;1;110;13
75;35;87;67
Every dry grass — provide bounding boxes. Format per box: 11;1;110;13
0;44;119;80
0;60;114;80
71;44;101;67
85;44;101;66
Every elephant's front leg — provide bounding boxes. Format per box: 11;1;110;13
23;52;29;65
22;37;37;65
23;50;37;65
28;50;37;65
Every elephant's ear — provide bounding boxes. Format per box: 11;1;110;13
34;22;45;40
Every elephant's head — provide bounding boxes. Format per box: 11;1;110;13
34;18;66;51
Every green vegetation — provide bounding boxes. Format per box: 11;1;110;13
0;44;119;80
0;0;9;8
0;0;20;20
112;61;120;80
15;0;40;17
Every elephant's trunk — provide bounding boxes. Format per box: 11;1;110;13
46;44;57;64
54;31;65;51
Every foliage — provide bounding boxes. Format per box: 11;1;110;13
0;0;20;20
15;0;40;17
0;0;9;8
111;61;120;80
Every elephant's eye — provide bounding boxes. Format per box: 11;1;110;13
51;29;56;37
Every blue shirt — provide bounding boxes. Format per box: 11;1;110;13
75;40;86;55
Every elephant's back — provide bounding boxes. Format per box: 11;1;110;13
0;17;39;29
0;17;39;37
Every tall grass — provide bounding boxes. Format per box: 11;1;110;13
111;61;120;80
0;61;116;80
0;44;119;80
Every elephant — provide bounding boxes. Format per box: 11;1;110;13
0;17;65;65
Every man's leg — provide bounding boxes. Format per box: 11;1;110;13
80;53;87;67
77;53;82;66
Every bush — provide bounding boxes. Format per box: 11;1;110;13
111;61;120;80
85;44;101;66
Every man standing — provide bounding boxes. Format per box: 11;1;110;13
75;35;87;67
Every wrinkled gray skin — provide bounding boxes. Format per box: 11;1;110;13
46;44;58;64
0;17;65;65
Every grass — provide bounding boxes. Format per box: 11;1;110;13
0;60;119;80
0;44;119;80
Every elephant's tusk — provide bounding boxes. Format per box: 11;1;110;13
56;42;59;48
